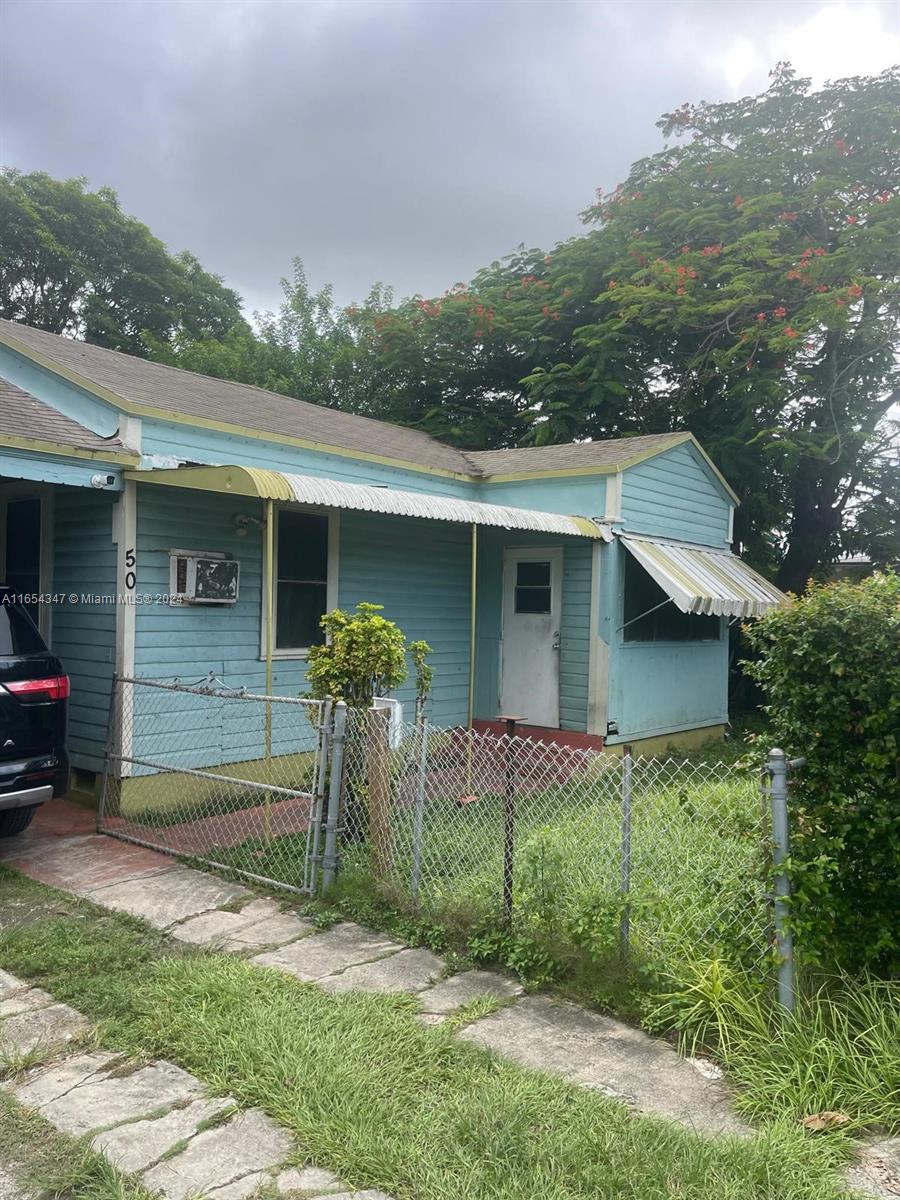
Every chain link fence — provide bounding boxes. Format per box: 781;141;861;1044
99;684;781;988
99;676;329;894
336;709;773;983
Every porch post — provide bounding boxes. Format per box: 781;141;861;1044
467;522;478;730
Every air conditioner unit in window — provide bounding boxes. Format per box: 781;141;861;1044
169;550;240;605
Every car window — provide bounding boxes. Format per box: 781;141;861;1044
0;600;47;655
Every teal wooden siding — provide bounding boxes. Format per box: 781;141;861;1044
559;543;592;732
472;530;592;732
599;541;728;743
478;475;606;518
620;441;731;548
139;419;473;499
338;512;472;726
50;487;118;771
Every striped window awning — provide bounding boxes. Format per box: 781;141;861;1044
620;534;788;618
129;464;613;540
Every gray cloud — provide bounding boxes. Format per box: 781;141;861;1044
2;0;898;311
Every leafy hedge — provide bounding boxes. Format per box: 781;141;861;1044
745;572;899;973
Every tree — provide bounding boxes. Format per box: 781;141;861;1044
523;65;900;589
0;169;246;356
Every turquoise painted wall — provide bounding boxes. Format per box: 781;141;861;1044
0;448;123;490
338;512;472;725
139;419;474;499
598;541;728;743
0;347;121;437
478;475;606;519
50;488;118;771
619;441;731;548
472;529;592;731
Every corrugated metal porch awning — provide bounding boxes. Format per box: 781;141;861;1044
620;534;787;618
129;464;612;539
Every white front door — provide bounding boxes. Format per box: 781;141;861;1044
500;546;563;728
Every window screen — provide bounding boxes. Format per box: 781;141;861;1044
623;551;720;642
515;561;552;614
275;510;328;650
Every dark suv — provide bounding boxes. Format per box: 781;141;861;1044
0;587;69;837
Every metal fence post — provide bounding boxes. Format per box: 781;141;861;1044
321;701;347;896
410;717;428;904
501;715;521;923
620;744;633;958
767;747;798;1014
368;705;393;882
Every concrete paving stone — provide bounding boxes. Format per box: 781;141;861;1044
417;970;523;1014
276;1165;344;1193
85;866;251;928
320;948;445;995
0;971;25;1000
846;1137;900;1199
226;911;315;952
92;1095;236;1174
0;1002;89;1057
252;923;401;982
0;989;54;1019
6;1052;119;1108
312;1192;395;1200
206;1171;272;1199
141;1108;294;1200
0;1165;30;1200
457;995;749;1135
171;901;313;952
38;1059;205;1137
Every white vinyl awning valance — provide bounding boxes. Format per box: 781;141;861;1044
620;534;788;618
129;464;612;540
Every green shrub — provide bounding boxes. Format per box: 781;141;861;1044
744;572;900;972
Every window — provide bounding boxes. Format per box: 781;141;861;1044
514;561;552;614
274;510;329;651
623;551;720;643
0;596;46;655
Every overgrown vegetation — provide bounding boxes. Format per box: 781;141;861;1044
745;571;900;973
0;868;858;1199
647;962;900;1132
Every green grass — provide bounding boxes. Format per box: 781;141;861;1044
648;960;900;1133
0;865;855;1200
0;1092;155;1200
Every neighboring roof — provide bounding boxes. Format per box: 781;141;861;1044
466;433;689;476
0;320;735;495
0;377;133;458
620;534;787;618
0;319;472;476
130;464;613;540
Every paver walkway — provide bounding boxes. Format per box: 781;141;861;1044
0;969;391;1200
3;801;897;1197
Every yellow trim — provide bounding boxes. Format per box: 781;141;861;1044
0;431;138;466
1;327;739;501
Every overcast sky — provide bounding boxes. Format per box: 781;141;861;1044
2;0;898;314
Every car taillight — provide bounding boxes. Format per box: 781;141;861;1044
5;675;70;701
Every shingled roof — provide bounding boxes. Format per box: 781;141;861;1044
0;377;133;457
0;320;697;480
465;433;689;475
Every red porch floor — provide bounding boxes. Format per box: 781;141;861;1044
0;798;174;894
472;718;604;751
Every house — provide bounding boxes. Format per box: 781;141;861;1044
0;318;785;799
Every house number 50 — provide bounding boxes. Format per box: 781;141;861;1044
125;548;136;591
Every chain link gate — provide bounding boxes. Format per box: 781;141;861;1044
99;676;333;895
